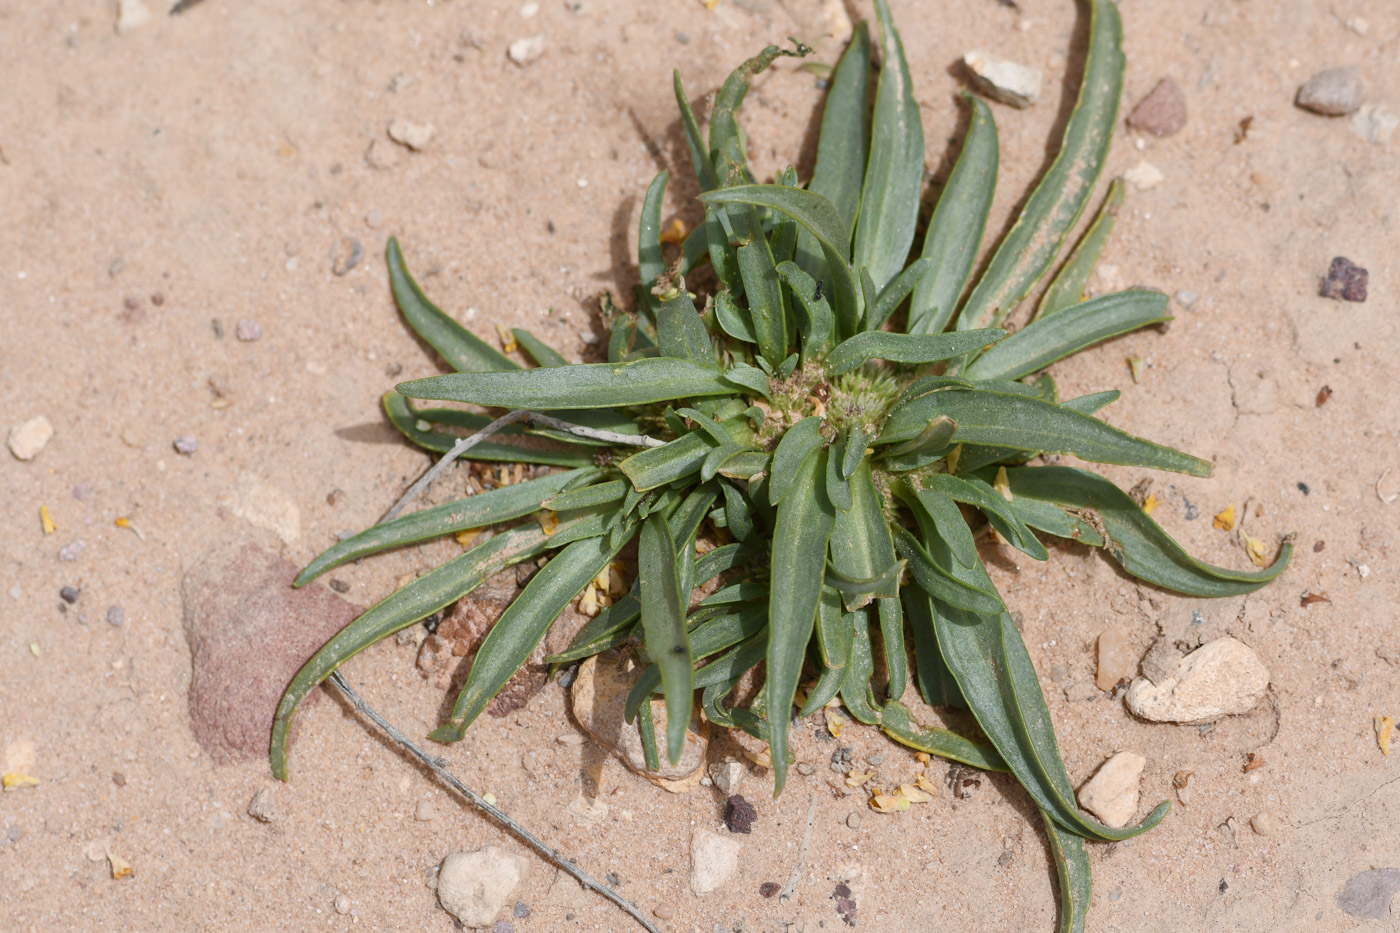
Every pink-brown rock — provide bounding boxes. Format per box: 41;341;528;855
181;530;362;763
1127;77;1187;136
1096;628;1134;691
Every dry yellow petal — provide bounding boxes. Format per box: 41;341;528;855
914;752;930;764
114;516;131;528
914;773;938;794
2;772;40;790
28;643;40;657
498;465;511;486
482;792;498;806
593;566;611;592
40;505;56;535
1243;535;1268;567
869;791;910;813
108;854;134;880
496;323;518;354
899;782;933;803
1127;356;1145;383
607;564;628;598
742;746;773;769
1142;493;1160;515
1213;504;1236;531
844;770;875;788
579;585;598;616
455;529;480;548
1378;715;1394;756
824;708;846;738
658;218;688;244
538;511;560;536
994;466;1013;502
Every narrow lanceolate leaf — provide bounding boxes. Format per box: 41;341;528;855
839;606;882;724
639;514;693;765
878;701;1005;771
700;186;860;340
1038;177;1125;319
542;478;627;512
271;524;548;779
767;448;836;795
956;0;1125;336
722;361;771;398
639;172;669;314
920;473;1048;561
768;416;825;506
433;525;637;742
879;387;1214;477
854;0;924;293
824;328;1006;376
775;261;835;358
894;524;1004;615
907;92;999;336
619;417;750;491
1002;466;1292;596
386;238;519;374
963;290;1170;382
673;71;719;193
399;357;731;410
880;415;957;471
715;291;757;344
511;328;569;367
297;467;591;585
866;257;931;331
709;44;801;183
734;205;789;367
931;600;1169;840
829;461;900;611
796;21;871;280
657;286;713;363
383;392;594;467
903;587;967;708
1045;812;1094;933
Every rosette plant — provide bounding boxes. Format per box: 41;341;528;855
272;0;1289;927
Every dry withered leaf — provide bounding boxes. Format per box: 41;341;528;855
108;853;134;880
1377;716;1394;756
845;769;875;788
1316;385;1333;407
899;782;934;803
1243;753;1265;773
1172;770;1194;789
1300;591;1332;608
869;789;910;813
824;707;847;738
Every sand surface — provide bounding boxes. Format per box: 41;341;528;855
2;1;1397;931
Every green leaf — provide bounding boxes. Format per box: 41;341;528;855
877;596;908;702
956;0;1125;337
542;478;628;512
775;261;835;358
680;222;711;276
1038;177;1124;319
1063;390;1120;415
824;328;1006;377
636;699;661;771
828;461;900;611
709;44;803;184
639;172;668;315
544;586;640;664
714;291;757;344
878;387;1214;477
297;467;591;585
383;392;594;467
734;205;789;367
399;356;732;410
433;524;637;742
963;290;1170;382
866;258;931;331
921;473;1048;561
814;584;851;669
840;426;867;478
907;92;999;336
799;21;870;262
825;432;852;512
1045;811;1094;933
839;606;882;724
853;0;924;293
271;524;548;779
893;524;1005;615
657;284;713;363
693;632;767;692
903;587;966;708
878;701;1005;771
718;483;756;541
511;328;569;368
880;415;957;470
1001;466;1292;596
700;186;860;340
768;416;825;506
386;238;520;374
619;417;751;491
639;514;694;764
766;448;837;794
722;361;771;398
673;71;719;193
695;541;761;583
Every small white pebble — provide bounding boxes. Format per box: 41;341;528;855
334;894;351;915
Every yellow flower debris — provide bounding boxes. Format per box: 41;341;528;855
28;643;40;657
1142;493;1160;515
1378;715;1394;756
40;505;55;535
2;772;40;790
914;752;931;765
899;782;933;803
455;529;480;548
108;854;134;880
994;466;1013;501
742;746;772;769
1127;356;1145;383
658;218;688;244
496;324;518;354
538;511;560;536
824;707;846;738
914;773;939;795
869;789;910;813
844;770;875;788
579;584;598;616
1243;534;1268;567
1213;504;1236;531
946;445;962;475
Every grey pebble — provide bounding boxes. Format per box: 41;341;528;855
329;579;350;594
796;762;815;776
1050;663;1068;684
1296;67;1362;116
107;605;126;627
173;435;198;455
334;895;351;915
867;753;885;766
1336;868;1400;920
513;901;530;918
58;540;86;561
846;812;862;829
1175;289;1199;309
235;320;263;342
59;585;80;604
7;586;20;600
493;921;515;933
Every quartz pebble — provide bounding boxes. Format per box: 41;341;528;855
1096;628;1134;690
388;120;436;152
1124;161;1165;191
1296;67;1361;116
7;416;54;461
107;606;126;627
963;50;1042;108
709;758;744;796
1076;751;1145;828
690;830;742;895
1250;811;1276;836
437;847;531;928
1125;637;1269;723
508;35;545;67
235;320;263;342
415;799;438;822
173;435;198;455
247;787;277;823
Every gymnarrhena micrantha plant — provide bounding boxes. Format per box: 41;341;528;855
273;0;1290;927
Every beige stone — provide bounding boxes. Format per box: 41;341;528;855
1077;751;1146;828
7;416;53;460
1125;636;1269;724
1096;628;1134;690
437;847;530;928
690;830;741;895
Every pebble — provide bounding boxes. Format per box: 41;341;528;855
247;787;277;823
58;540;86;561
709;758;744;796
796;762;815;776
8;587;21;600
555;732;585;747
1320;256;1368;303
1124;160;1165;191
59;586;80;605
1125;636;1269;724
846;812;862;830
415;799;438;822
723;795;757;834
365;138;400;170
116;0;151;33
107;605;126;627
690;830;742;895
1336;868;1400;920
235;320;263;342
7;416;54;461
1250;811;1276;836
438;847;531;927
513;902;530;918
233;481;301;546
1295;67;1361;116
1175;289;1199;309
1096;628;1134;690
1126;77;1187;136
653;904;676;920
1351;104;1397;146
173;435;198;455
508;35;546;67
963;50;1042;108
1076;751;1145;828
388;120;436;152
331;237;363;276
334;894;351;915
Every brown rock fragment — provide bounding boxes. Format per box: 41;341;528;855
1320;256;1368;302
1127;78;1187;136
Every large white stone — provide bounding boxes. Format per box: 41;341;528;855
7;416;53;460
964;50;1042;108
1077;751;1146;828
1125;636;1268;724
690;830;741;895
437;847;531;928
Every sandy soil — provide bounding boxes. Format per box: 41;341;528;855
2;0;1397;931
